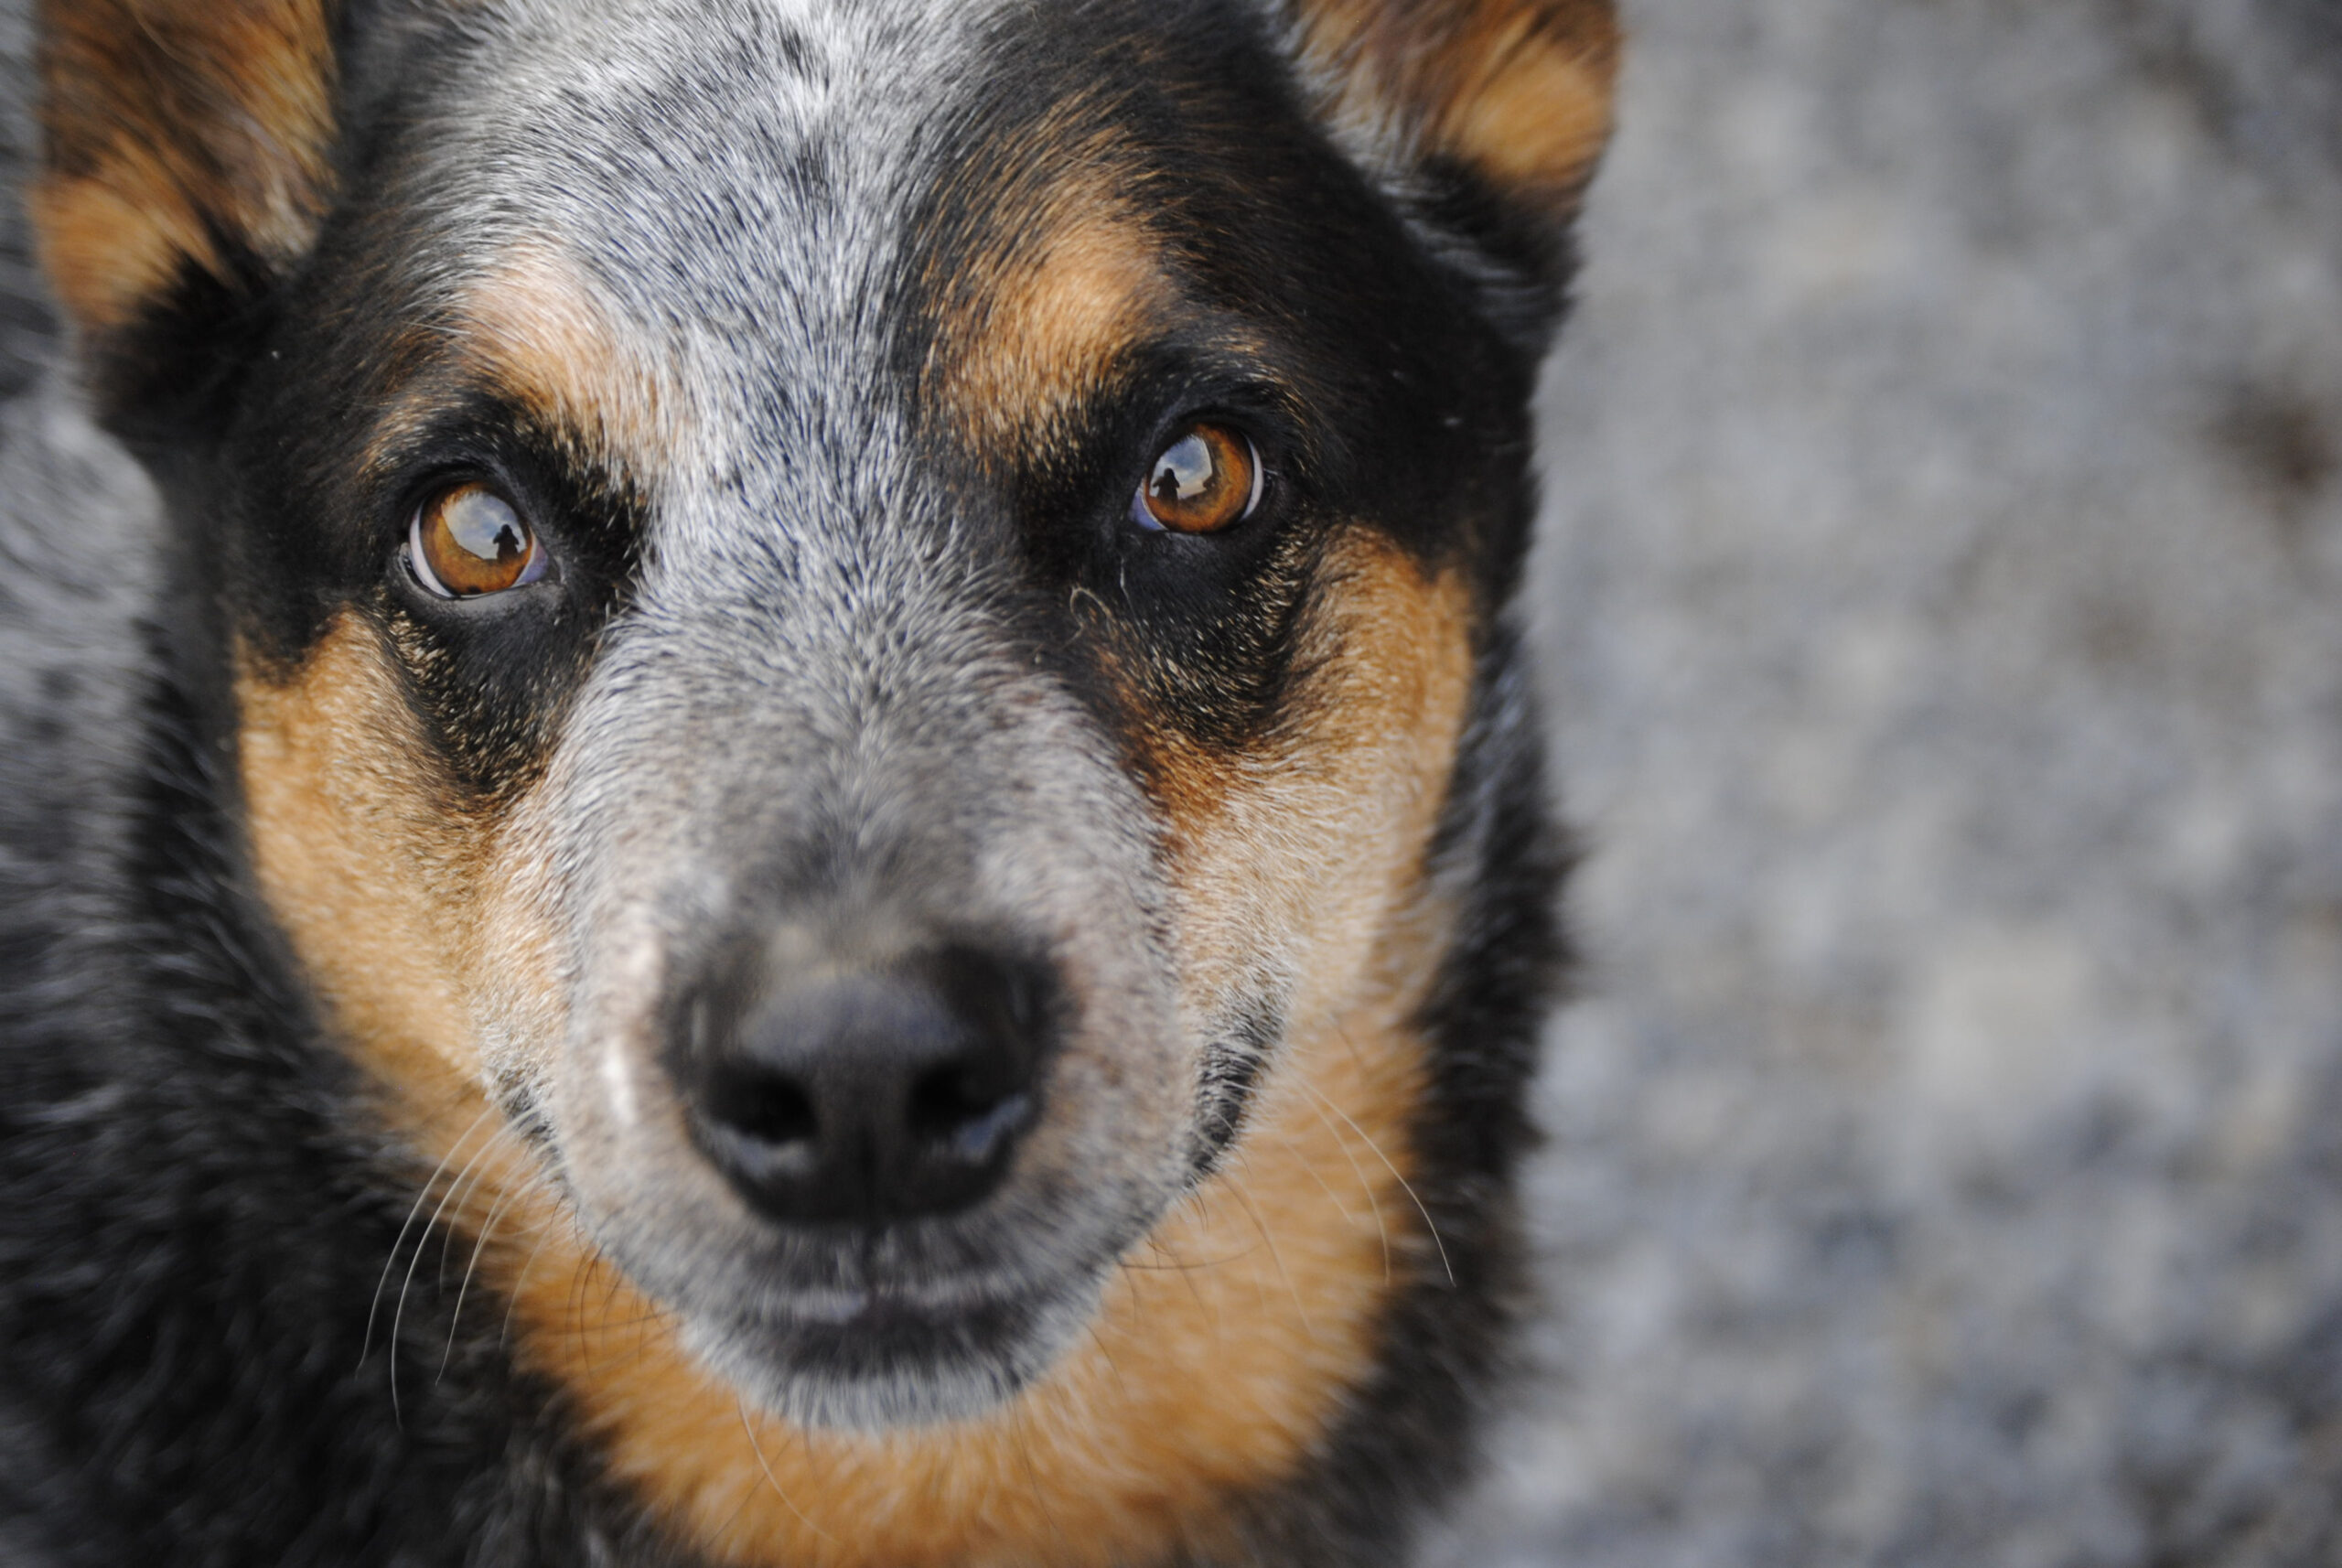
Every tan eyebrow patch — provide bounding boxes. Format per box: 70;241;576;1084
942;209;1172;449
358;246;691;486
917;121;1177;455
461;247;692;473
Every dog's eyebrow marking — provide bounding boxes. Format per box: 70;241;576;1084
917;132;1176;454
955;214;1167;443
458;247;695;475
357;245;695;489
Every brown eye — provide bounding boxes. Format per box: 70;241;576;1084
1133;423;1261;534
408;482;544;598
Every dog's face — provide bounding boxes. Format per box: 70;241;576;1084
40;0;1609;1550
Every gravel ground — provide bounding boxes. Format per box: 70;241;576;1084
5;3;2341;1563
1426;2;2342;1563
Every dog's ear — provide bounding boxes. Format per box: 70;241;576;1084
32;0;339;424
1284;0;1618;324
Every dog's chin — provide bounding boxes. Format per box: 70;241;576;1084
679;1271;1109;1430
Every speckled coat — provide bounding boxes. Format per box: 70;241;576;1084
0;2;1612;1563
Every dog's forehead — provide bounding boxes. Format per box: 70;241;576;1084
374;0;1306;500
408;3;1224;338
413;0;980;356
445;0;981;164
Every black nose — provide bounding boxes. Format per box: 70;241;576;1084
674;944;1053;1225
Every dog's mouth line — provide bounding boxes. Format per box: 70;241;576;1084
738;1230;1128;1319
736;1283;1019;1329
617;1227;1113;1336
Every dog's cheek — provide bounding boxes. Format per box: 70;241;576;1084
1153;531;1477;1036
1051;528;1480;1535
235;615;567;1122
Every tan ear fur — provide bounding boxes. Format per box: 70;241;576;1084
34;0;338;337
1287;0;1619;213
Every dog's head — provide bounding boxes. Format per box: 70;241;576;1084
38;0;1610;1512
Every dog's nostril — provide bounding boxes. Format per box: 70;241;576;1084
674;943;1055;1225
908;1064;1032;1165
709;1066;819;1149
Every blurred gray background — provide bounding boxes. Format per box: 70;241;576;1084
1426;2;2342;1563
4;1;2340;1563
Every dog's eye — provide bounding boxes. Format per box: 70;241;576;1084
408;482;545;597
1132;424;1261;534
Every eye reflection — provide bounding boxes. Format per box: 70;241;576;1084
1133;424;1260;534
408;482;545;597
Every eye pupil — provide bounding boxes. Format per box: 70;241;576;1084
411;482;541;597
1136;424;1257;534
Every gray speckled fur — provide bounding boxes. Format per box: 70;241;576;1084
2;0;1581;1556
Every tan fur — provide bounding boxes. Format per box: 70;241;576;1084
1290;0;1619;208
919;116;1176;456
237;536;1473;1568
463;249;693;474
35;0;337;334
492;987;1429;1568
353;248;691;489
1147;536;1477;1058
933;208;1171;453
236;618;570;1174
478;532;1480;1568
215;10;1489;1553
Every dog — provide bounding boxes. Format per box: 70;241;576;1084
0;1;1615;1563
